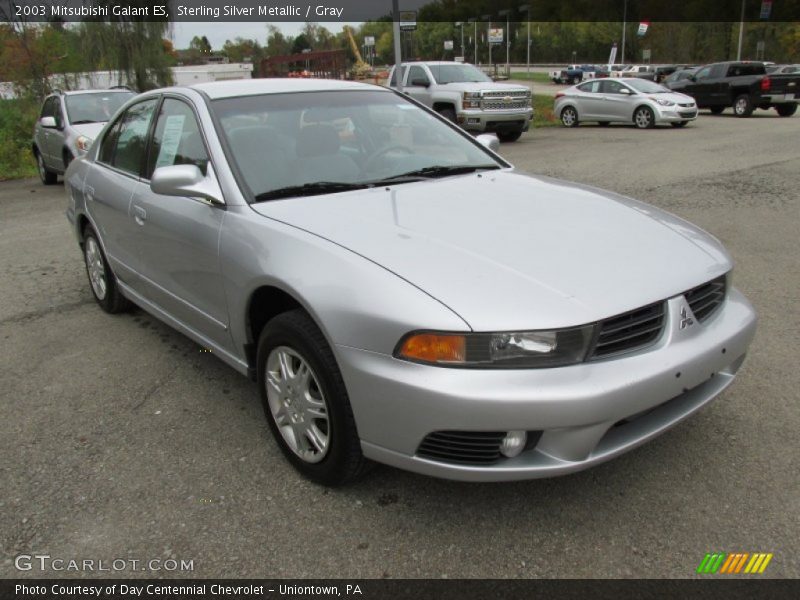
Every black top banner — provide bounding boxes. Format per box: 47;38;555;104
2;0;800;23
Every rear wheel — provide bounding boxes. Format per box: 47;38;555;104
257;310;370;486
671;121;689;128
709;106;725;115
83;228;131;314
36;150;57;185
560;106;579;127
634;106;656;129
733;94;754;117
497;130;523;142
776;103;798;117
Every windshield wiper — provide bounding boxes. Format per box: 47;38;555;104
254;181;369;202
70;119;99;125
373;164;500;184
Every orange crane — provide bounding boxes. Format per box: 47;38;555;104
344;26;372;80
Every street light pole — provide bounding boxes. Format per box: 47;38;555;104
737;0;746;60
519;4;531;77
482;15;492;67
621;0;627;66
499;9;510;78
468;18;478;64
392;0;402;92
456;21;464;59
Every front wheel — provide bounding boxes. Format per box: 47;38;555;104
733;94;753;117
776;103;798;117
497;130;523;142
560;106;579;127
257;310;370;486
36;151;57;185
671;121;689;128
634;106;656;129
437;107;456;123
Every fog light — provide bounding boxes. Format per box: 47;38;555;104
500;430;527;458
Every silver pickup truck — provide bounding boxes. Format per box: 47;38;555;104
388;61;533;142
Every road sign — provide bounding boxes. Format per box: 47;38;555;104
642;49;651;62
399;11;417;31
364;36;375;47
760;0;772;20
443;40;454;51
488;28;504;44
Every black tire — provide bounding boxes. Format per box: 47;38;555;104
82;228;131;314
437;107;457;123
733;94;753;117
709;106;725;115
560;106;579;128
671;121;689;128
497;130;523;143
776;103;798;117
257;310;370;486
63;150;74;171
597;121;610;127
35;149;57;185
633;106;656;129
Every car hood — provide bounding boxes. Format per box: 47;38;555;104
444;81;530;94
70;122;106;140
252;171;731;331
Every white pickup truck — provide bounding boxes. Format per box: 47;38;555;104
388;61;533;142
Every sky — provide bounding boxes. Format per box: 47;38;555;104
172;22;362;50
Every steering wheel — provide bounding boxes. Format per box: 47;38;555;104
364;144;414;174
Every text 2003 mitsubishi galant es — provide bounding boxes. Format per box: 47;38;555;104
65;79;756;485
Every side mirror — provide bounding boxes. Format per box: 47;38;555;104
620;88;632;95
40;116;57;128
150;164;224;205
689;75;697;82
411;78;430;87
476;134;500;153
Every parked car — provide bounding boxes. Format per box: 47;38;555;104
549;65;594;85
65;78;756;485
388;61;532;142
555;78;698;128
663;67;701;92
766;64;799;75
32;88;136;185
679;61;799;117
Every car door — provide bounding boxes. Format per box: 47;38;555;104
130;96;232;351
599;80;635;121
404;65;433;107
684;65;714;106
36;97;60;167
84;97;160;291
44;97;68;170
572;80;603;119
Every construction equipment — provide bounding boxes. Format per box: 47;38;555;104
344;26;373;80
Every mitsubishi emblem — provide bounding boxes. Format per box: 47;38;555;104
679;306;695;329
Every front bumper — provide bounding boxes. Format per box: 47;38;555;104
457;108;534;133
337;289;756;481
655;106;698;122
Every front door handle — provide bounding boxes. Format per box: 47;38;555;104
133;205;147;226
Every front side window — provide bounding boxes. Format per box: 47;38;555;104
147;98;209;178
695;66;712;80
99;98;158;176
407;66;430;86
212;90;502;202
601;80;626;94
65;92;135;125
389;66;407;87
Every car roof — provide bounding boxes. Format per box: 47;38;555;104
189;78;386;99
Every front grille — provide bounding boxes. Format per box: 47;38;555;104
482;90;530;98
678;102;695;107
417;431;505;465
685;276;727;323
590;301;666;359
482;99;530;110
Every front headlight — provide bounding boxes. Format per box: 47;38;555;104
395;325;595;368
654;98;675;107
75;135;93;152
463;91;481;109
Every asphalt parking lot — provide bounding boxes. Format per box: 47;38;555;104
1;111;798;579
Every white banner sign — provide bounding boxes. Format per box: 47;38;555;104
443;40;454;50
608;43;618;68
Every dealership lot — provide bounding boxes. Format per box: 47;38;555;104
1;113;798;578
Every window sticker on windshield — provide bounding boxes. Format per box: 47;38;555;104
155;114;186;169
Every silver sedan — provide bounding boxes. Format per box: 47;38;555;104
65;79;754;484
555;78;698;128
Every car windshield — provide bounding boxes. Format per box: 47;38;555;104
65;92;135;124
625;79;671;93
211;90;501;202
427;64;492;84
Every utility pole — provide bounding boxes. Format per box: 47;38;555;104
621;0;627;66
469;18;478;64
737;0;746;60
392;0;402;92
499;9;510;78
482;15;492;67
519;4;531;77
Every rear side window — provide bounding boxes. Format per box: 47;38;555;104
98;98;159;176
147;98;210;178
728;64;765;77
577;81;600;93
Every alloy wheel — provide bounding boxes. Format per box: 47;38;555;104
84;237;107;300
265;346;330;464
635;108;653;128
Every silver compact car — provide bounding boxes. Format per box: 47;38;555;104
65;79;755;485
555;78;698;128
33;88;136;184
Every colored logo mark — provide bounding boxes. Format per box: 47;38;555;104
697;552;773;574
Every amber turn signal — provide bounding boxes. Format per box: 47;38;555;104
398;333;466;364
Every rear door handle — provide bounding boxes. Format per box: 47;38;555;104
133;205;147;226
